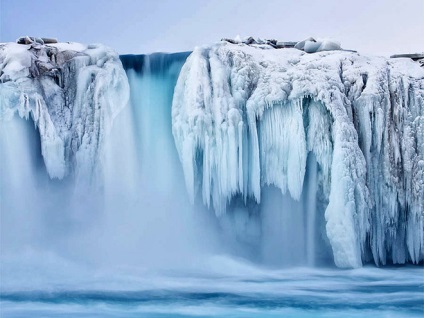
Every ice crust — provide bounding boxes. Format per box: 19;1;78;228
0;42;129;183
172;42;424;268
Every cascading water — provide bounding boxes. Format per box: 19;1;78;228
0;45;221;276
2;42;422;270
1;40;423;318
104;52;225;268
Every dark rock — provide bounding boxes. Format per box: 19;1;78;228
243;37;256;45
390;53;424;61
267;42;278;48
266;39;278;45
16;37;27;44
275;41;297;48
16;36;44;45
16;36;33;44
42;38;58;44
221;38;239;44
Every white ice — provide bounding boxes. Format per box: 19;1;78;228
172;42;424;268
0;42;129;184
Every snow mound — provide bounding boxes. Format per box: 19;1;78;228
0;42;129;183
222;36;344;53
172;42;424;268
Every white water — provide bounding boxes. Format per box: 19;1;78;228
305;154;318;267
1;44;423;317
0;51;217;275
1;255;423;318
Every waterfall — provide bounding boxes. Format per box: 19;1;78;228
305;154;318;267
0;46;220;276
172;43;424;268
1;41;422;274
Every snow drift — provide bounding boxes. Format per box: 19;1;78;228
172;42;424;268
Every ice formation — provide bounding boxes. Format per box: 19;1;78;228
172;42;424;268
1;37;422;269
0;42;129;183
222;36;344;53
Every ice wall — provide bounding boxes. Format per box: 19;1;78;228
0;42;129;184
2;39;422;270
0;45;220;273
172;43;424;268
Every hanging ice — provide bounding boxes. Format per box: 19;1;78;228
172;42;424;268
0;42;129;183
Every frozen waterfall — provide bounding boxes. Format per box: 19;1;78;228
0;42;129;184
1;40;422;271
172;42;424;268
0;44;220;272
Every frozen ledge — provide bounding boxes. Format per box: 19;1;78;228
172;42;424;268
221;36;354;53
0;41;130;183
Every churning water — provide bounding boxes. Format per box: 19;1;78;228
1;52;423;318
1;257;423;317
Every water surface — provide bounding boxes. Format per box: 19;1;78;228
1;257;422;317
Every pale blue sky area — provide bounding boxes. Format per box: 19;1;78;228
1;0;423;56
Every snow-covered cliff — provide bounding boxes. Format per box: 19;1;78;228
172;42;424;268
0;42;129;183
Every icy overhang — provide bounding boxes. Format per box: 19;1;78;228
0;41;129;183
172;42;424;268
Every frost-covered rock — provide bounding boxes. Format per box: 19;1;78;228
172;42;424;268
0;42;129;183
221;36;343;53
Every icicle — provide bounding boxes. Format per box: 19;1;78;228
0;42;129;184
172;43;424;268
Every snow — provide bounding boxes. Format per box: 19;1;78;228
296;38;342;53
0;42;129;183
172;42;424;268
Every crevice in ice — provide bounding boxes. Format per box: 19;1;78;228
360;73;368;93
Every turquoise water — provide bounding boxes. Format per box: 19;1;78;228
1;53;423;318
1;261;423;317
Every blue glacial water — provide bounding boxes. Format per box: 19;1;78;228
1;257;423;318
1;52;423;318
